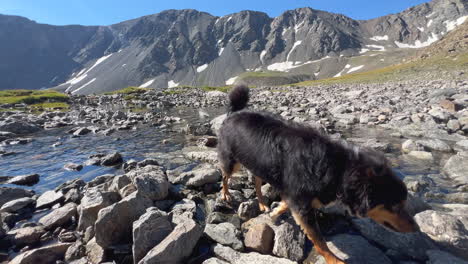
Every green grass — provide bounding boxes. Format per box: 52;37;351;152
239;71;289;78
104;86;150;95
30;102;69;110
292;53;468;86
163;90;186;95
201;85;232;93
0;90;69;105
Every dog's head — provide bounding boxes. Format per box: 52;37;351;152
344;149;419;233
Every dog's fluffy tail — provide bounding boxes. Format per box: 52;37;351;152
228;85;249;113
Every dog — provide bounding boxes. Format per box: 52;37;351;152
217;85;419;264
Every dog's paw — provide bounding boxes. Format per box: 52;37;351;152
259;203;270;213
222;192;232;203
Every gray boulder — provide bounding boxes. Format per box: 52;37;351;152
0;120;41;135
38;202;77;230
171;164;221;187
95;191;152;248
100;152;123;166
272;221;305;261
139;218;202;264
132;207;173;264
210;114;227;136
77;189;120;231
86;238;106;264
443;154;468;184
65;241;86;262
416;139;452;152
212;244;297;264
7;226;46;246
205;222;244;251
203;258;230;264
6;174;40;186
0;197;35;213
36;190;64;209
415;210;468;259
0;187;34;208
325;234;392;264
127;165;169;200
10;243;72;264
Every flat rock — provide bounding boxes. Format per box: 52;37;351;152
244;223;274;254
0;187;34;208
95;191;152;248
415;210;468;259
352;218;436;260
36;190;64;209
0;197;35;213
139;218;202;264
443;154;468;184
6;174;40;186
7;226;46;246
38;203;77;230
416;139;452;152
407;150;434;161
10;243;72;264
212;244;297;264
0;120;41;135
127;165;169;201
272;221;305;261
77;189;120;231
172;164;221;187
132;207;173;264
205;222;244;251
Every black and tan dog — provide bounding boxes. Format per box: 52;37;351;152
217;85;419;264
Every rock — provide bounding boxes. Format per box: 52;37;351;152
203;258;230;264
0;187;34;208
272;221;305;261
415;210;468;259
132;207;173;264
100;152;123;166
58;230;78;243
77;189;120;231
10;243;72;264
0;120;41;135
139;218;202;264
244;223;274;254
36;190;64;209
204;222;244;251
172;164;221;187
352;218;436;260
7;226;46;246
206;91;227;98
401;139;423;153
416;139;452;152
65;241;86;262
334;114;358;125
73;127;91;136
0;197;35;213
38;203;77;230
212;244;297;264
407;150;434;161
127;165;169;201
443;154;468;184
428;108;451;122
439;99;461;112
64;163;83;171
210;114;227;136
6;174;40;186
184;148;218;163
109;175;132;193
426;249;468;264
406;193;431;216
86;238;106;264
261;183;280;205
197;136;218;148
94;191;152;248
454;140;468;152
238;200;261;221
447;120;461;132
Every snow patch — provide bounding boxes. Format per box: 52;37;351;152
122;64;127;67
426;12;435;18
314;72;320;77
417;27;425;32
359;48;370;54
66;74;88;85
225;76;238;85
427;20;433;27
394;32;438;48
140;79;154;88
168;80;179;88
347;65;364;73
294;21;305;33
72;78;96;94
282;27;289;36
218;47;225;56
197;64;208;73
370;35;389;41
286;40;302;61
334;64;351;77
444;16;468;32
267;56;330;72
227;16;232;22
260;50;267;63
85;54;113;75
366;44;385;51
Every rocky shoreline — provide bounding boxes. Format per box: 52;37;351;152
1;79;468;264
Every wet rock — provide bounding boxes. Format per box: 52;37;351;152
238;200;261;221
127;165;169;200
139;218;202;264
352;218;436;260
0;120;41;135
36;190;64;209
6;174;40;186
7;226;46;246
63;163;83;171
65;241;86;262
416;139;452;152
73;127;91;136
212;244;296;264
171;164;221;187
100;152;123;166
415;210;468;259
132;207;173;264
0;197;35;213
94;191;152;248
244;223;274;254
443;153;468;184
86;238;106;264
205;222;244;251
10;242;71;264
77;189;120;231
272;221;305;261
38;203;77;230
406;193;431;216
426;249;468;264
0;187;34;208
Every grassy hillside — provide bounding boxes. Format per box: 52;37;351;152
0;90;69;105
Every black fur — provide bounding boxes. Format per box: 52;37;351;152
218;85;408;217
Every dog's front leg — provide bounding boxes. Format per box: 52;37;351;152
221;169;232;202
290;208;346;264
254;176;270;212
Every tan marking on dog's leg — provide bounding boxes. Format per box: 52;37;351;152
269;200;289;221
291;210;346;264
312;198;324;209
254;176;270;212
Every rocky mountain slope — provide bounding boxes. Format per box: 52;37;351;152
0;0;467;94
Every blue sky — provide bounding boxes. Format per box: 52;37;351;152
1;0;430;26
